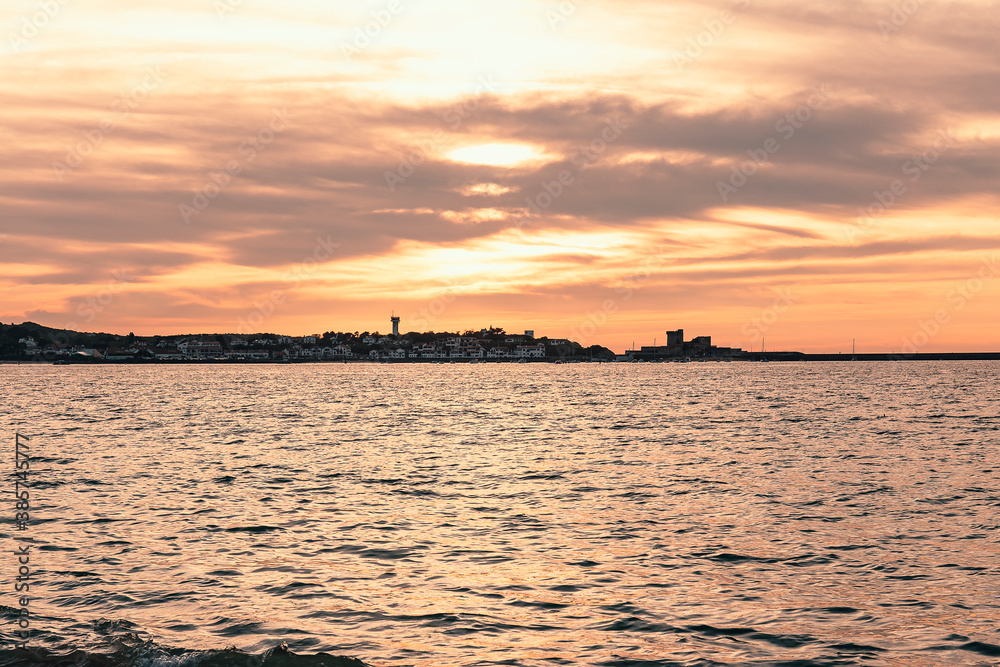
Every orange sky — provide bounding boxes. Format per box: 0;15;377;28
2;0;999;353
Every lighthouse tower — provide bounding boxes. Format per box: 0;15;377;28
391;314;400;337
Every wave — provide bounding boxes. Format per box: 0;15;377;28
0;642;368;667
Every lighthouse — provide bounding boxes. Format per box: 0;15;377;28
391;314;400;337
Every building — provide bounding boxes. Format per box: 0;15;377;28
177;340;223;358
458;344;484;358
524;330;534;338
391;314;400;337
225;350;270;360
628;328;743;360
515;344;546;358
411;343;439;358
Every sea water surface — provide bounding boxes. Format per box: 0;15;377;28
1;362;999;666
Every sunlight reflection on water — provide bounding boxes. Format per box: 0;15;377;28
2;361;999;666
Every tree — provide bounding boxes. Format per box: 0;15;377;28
585;344;615;360
0;330;26;360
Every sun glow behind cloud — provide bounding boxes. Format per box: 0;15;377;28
447;143;549;167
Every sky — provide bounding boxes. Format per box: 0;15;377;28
1;0;999;354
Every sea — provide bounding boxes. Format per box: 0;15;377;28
1;361;999;667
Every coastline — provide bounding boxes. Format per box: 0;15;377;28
5;353;1000;365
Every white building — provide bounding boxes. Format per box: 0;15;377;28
178;340;223;358
225;350;266;359
411;343;440;358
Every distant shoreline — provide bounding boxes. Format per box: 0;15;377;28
753;352;1000;362
5;353;1000;365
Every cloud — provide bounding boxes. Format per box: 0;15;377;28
1;0;998;350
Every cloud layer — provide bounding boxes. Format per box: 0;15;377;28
2;0;998;352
